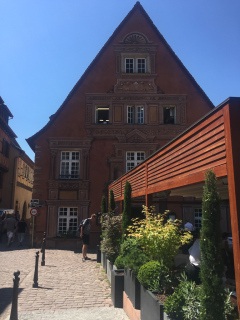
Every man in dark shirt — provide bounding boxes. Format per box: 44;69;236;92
80;214;96;262
17;217;28;246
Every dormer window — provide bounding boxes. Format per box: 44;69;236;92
125;58;146;73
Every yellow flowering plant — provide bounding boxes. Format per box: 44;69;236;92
127;206;192;268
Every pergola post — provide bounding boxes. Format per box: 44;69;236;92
223;100;240;312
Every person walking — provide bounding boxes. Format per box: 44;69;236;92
17;217;28;246
6;213;17;246
79;214;96;262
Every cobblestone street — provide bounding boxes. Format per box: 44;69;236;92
0;235;128;320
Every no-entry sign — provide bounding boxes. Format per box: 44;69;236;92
30;208;38;217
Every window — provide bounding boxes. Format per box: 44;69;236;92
125;58;146;73
127;105;144;124
194;208;202;230
126;152;145;172
2;139;10;158
126;58;134;73
137;106;144;124
18;159;22;176
163;106;176;124
96;106;109;124
60;151;80;179
58;207;78;234
127;106;134;124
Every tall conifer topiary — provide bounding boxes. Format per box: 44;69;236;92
122;181;132;238
200;170;225;320
101;196;107;214
109;189;116;216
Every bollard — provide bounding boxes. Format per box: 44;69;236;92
10;270;20;320
97;245;101;263
41;237;46;266
33;251;39;288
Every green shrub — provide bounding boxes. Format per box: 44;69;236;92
101;196;107;214
164;275;201;320
114;255;125;269
109;189;115;216
100;215;122;264
137;260;170;294
128;206;192;268
164;274;234;320
200;170;226;320
120;237;148;275
122;181;132;238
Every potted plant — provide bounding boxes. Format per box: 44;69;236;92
138;260;173;320
110;255;125;307
119;237;149;310
100;214;122;282
125;206;192;315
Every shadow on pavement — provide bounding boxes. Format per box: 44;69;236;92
0;287;23;316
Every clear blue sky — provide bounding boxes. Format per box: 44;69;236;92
1;0;239;161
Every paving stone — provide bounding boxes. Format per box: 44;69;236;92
0;236;129;320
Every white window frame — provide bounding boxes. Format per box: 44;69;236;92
137;106;144;124
126;151;145;172
127;105;144;124
60;151;80;179
163;106;176;124
58;207;78;235
127;106;134;124
125;57;146;73
194;208;202;230
95;106;110;124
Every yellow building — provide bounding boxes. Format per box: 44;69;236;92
0;97;34;222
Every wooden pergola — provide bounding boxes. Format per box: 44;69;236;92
109;97;240;310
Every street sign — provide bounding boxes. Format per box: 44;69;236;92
30;208;38;217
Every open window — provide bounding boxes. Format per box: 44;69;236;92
163;106;176;124
96;106;110;124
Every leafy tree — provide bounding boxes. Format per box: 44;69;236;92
101;196;107;214
109;189;116;216
122;180;132;238
199;170;226;320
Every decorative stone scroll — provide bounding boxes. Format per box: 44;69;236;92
114;79;156;93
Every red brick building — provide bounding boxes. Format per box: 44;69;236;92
27;2;214;248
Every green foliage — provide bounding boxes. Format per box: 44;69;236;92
128;206;192;268
100;215;122;264
137;260;171;294
122;181;132;238
114;255;125;269
200;170;226;320
101;196;107;214
164;275;234;320
120;237;149;275
109;189;116;216
164;275;201;320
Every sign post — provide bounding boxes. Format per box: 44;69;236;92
30;208;38;247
